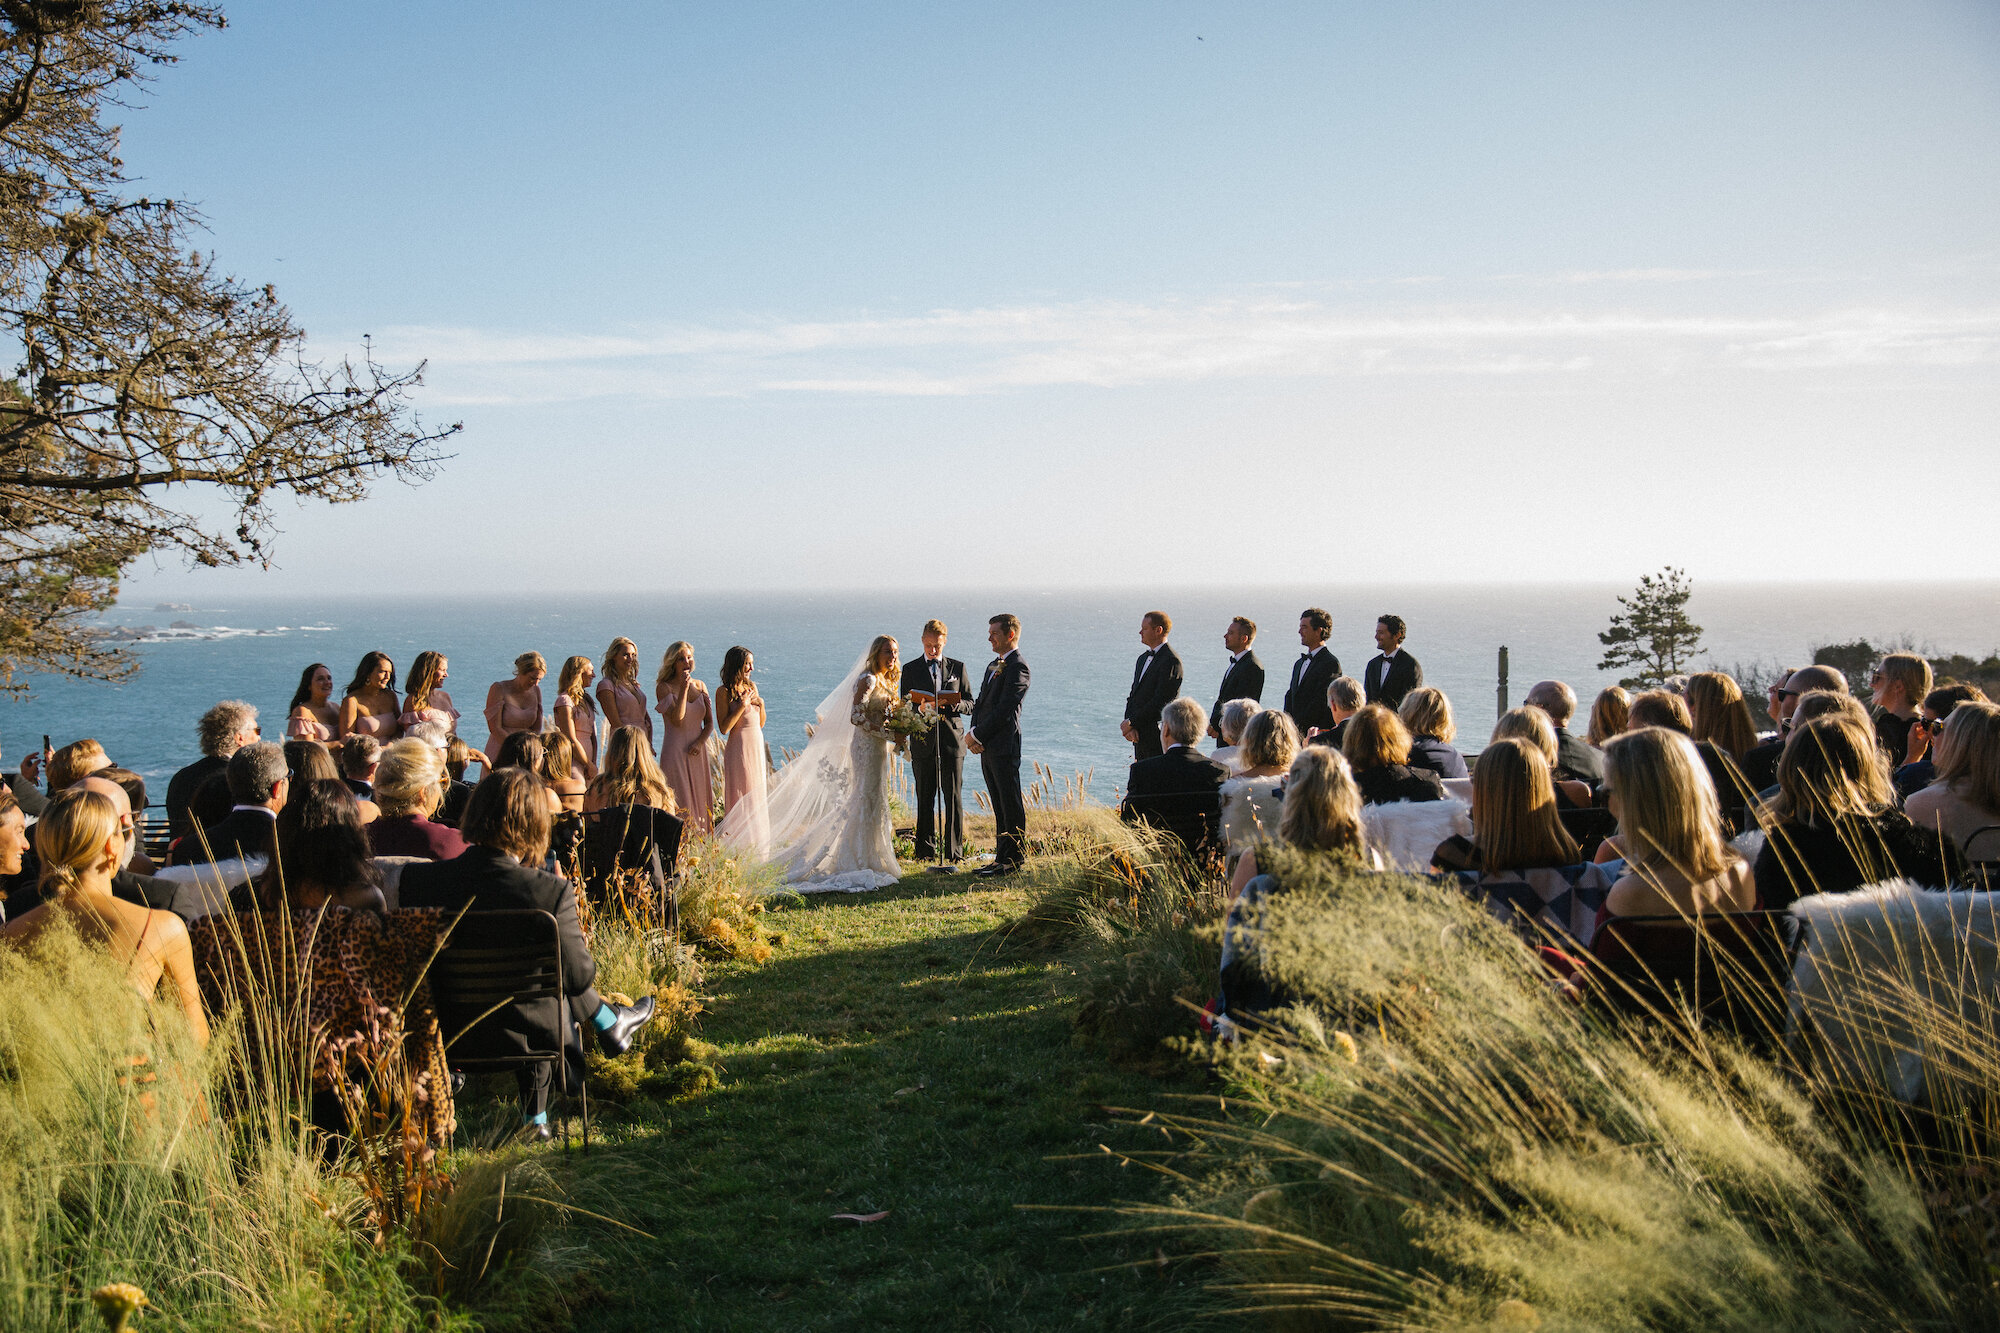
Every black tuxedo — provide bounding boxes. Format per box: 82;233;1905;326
1124;643;1184;761
901;655;973;860
1283;647;1341;735
1363;651;1422;710
1120;746;1229;854
168;807;276;868
1209;651;1265;739
970;649;1030;868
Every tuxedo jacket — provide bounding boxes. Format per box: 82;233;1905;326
1124;643;1184;732
1283;648;1341;735
1211;652;1266;730
970;651;1030;757
900;656;973;755
1121;746;1230;850
168;807;276;868
1364;652;1422;709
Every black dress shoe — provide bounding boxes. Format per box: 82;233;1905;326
597;995;656;1056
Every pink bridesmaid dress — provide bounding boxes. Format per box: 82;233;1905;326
554;695;599;774
485;686;542;764
720;693;766;832
598;679;654;747
287;708;334;742
656;686;713;832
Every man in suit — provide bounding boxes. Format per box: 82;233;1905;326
1307;677;1364;750
1208;616;1265;742
1121;610;1183;762
1121;697;1230;855
1525;680;1604;785
400;768;654;1136
1363;615;1423;709
901;618;973;864
168;741;287;868
165;699;260;841
967;614;1030;876
1283;607;1341;735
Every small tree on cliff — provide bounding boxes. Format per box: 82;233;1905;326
1598;566;1704;689
0;2;456;692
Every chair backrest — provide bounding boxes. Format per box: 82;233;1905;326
581;804;684;891
1594;910;1799;1044
427;908;565;1064
1964;824;2000;890
1559;806;1619;860
370;856;427;911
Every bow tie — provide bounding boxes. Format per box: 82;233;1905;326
1300;650;1315;659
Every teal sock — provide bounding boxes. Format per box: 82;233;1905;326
523;1109;547;1126
590;1004;617;1032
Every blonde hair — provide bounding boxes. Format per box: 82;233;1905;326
922;619;947;638
373;738;445;819
405;650;447;712
1472;738;1579;871
557;655;596;711
1277;747;1365;856
1936;701;2000;814
1628;689;1693;735
867;635;901;689
34;788;119;896
656;641;693;687
1492;706;1560;768
47;738;108;792
1398;686;1456;744
1878;652;1933;710
1587;686;1630;747
602;637;640;684
1240;709;1300;771
1343;704;1412;771
539;730;577;786
1772;715;1893;825
1603;727;1731;881
1686;671;1758;761
588;726;678;814
513;651;546;678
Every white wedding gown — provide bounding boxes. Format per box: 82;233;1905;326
717;653;902;894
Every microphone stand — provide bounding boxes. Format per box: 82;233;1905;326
930;658;955;873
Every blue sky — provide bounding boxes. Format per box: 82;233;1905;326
115;1;2000;595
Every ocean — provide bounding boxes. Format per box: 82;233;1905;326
5;583;1998;805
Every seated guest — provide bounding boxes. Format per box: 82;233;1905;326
1742;663;1847;792
73;776;182;920
339;734;381;800
540;730;589;812
1597;727;1756;922
1220;710;1301;863
96;766;155;872
0;791;28;912
1307;676;1363;750
1398;687;1468;780
1526;680;1603;785
1586;686;1630;749
3;737;47;817
584;726;682;816
46;738;111;794
1790;689;1873;733
1869;652;1932;769
579;727;686;904
439;737;478;827
1227;745;1368;902
1490;707;1594;810
494;732;563;815
1210;698;1261;772
1121;698;1230;855
3;788;207;1043
290;738;380;822
397;768;655;1135
1626;689;1692;734
1895;682;1988;799
1685;672;1761;824
1762;668;1797;733
1754;715;1960;910
1342;705;1446;806
1431;738;1579;874
166;700;260;841
1903;701;2000;856
168;742;288;868
365;740;468;862
259;779;387;913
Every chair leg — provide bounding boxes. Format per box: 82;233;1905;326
581;1074;591;1155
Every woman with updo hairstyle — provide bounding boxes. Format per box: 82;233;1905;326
365;739;468;861
1219;709;1301;862
552;655;601;780
339;651;402;741
1597;727;1756;923
1490;706;1595;811
597;637;653;747
485;651;547;763
2;788;207;1041
287;662;338;741
399;650;461;735
1343;705;1446;806
1587;686;1630;748
654;640;714;831
1398;686;1468;780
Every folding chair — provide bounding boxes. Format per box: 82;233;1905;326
427;908;591;1151
1963;825;2000;891
580;803;684;932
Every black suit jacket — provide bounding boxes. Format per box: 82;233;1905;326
901;656;973;755
970;651;1030;756
1121;746;1229;851
1210;652;1266;736
169;807;276;868
1553;728;1605;785
1124;644;1184;733
164;754;227;842
398;845;596;1001
1364;652;1422;709
1283;648;1341;734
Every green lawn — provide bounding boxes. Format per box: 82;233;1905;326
552;870;1214;1331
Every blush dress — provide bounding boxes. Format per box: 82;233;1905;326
719;690;767;848
287;708;336;742
485;685;543;763
399;690;461;736
658;686;714;832
597;678;654;748
553;694;599;775
345;695;402;741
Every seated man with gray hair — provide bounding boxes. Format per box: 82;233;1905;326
165;699;260;841
1307;676;1365;751
1121;696;1231;855
167;740;288;868
1524;680;1602;785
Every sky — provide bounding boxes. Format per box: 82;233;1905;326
109;0;2000;598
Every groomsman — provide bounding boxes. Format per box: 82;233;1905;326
1283;607;1341;735
968;614;1030;876
1207;616;1265;742
1363;614;1422;709
1120;610;1183;762
902;618;973;864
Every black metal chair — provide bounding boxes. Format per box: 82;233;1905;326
1964;825;2000;891
427;908;590;1150
580;803;684;931
1592;910;1801;1048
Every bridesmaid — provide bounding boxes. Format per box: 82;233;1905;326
596;637;653;748
286;663;338;741
400;650;461;734
338;652;402;740
552;656;601;780
716;645;767;826
655;640;714;832
484;652;546;762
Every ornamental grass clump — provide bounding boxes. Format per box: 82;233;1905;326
1100;850;2000;1331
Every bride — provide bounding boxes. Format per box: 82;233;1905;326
717;635;904;893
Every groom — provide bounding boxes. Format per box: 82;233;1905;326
901;618;972;864
967;613;1030;877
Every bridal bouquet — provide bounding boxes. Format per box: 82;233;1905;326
882;698;936;742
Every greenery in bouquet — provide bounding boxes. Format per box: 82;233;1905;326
883;698;937;741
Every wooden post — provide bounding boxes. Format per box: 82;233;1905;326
1497;645;1509;720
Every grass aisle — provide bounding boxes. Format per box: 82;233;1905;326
565;870;1208;1331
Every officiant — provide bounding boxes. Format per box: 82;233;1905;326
903;618;973;864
